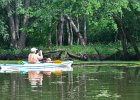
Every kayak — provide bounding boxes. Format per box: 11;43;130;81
0;60;73;73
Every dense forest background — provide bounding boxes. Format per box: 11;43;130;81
0;0;140;60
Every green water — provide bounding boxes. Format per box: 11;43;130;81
0;64;140;100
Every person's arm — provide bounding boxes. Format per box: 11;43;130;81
37;50;43;60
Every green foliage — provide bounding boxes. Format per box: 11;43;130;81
0;48;30;55
0;0;14;8
0;18;8;41
0;49;18;54
49;43;122;55
0;0;140;48
0;15;9;47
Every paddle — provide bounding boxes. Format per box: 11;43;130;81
17;60;28;64
52;60;62;64
17;60;22;64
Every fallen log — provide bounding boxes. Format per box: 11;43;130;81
67;52;88;61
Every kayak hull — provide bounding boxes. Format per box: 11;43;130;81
0;61;73;73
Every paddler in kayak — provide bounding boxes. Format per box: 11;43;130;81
28;47;43;63
45;58;52;63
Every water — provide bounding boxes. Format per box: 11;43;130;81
0;65;140;100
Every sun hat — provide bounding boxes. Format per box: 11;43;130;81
31;47;37;52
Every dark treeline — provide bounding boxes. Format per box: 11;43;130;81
0;0;140;60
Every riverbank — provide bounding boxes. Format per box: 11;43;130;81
0;43;140;61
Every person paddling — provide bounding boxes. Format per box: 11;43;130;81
28;47;43;64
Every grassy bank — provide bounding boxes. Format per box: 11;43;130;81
52;43;121;55
0;42;138;55
0;60;17;64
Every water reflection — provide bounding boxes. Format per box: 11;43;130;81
1;65;140;100
27;71;54;92
28;71;43;88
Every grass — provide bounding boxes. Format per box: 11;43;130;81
0;60;18;64
0;42;139;56
50;42;122;55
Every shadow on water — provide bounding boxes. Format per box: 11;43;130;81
0;63;140;100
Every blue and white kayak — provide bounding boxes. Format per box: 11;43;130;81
0;61;73;73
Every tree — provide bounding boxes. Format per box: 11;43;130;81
0;0;30;49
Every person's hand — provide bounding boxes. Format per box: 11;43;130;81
39;50;43;55
37;50;42;55
39;50;43;59
39;50;42;53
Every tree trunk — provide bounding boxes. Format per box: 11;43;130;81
56;25;58;45
112;13;140;60
76;16;80;45
18;15;28;48
83;14;87;44
67;22;71;45
56;16;65;46
17;0;30;49
15;15;19;39
64;15;85;46
120;32;128;60
70;22;73;45
56;22;61;45
126;31;140;60
6;4;17;48
67;21;73;46
112;14;129;60
47;25;52;50
15;0;20;39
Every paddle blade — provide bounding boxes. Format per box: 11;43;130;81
17;60;21;64
53;60;62;64
53;70;62;76
17;60;27;64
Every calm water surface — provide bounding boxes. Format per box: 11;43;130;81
0;65;140;100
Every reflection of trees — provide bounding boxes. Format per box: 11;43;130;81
47;72;72;100
10;73;27;100
67;71;74;99
117;67;140;99
1;66;140;100
0;71;77;99
0;74;11;100
66;66;87;100
42;71;76;100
